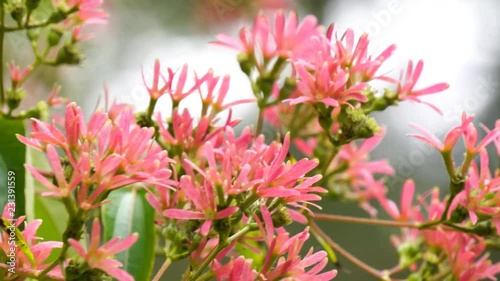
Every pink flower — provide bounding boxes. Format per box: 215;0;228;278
214;10;322;61
423;230;500;281
481;120;500;158
142;59;171;100
47;86;68;107
380;179;417;221
71;26;93;42
408;122;464;153
195;70;255;113
53;0;107;24
68;219;138;281
395;60;449;113
254;207;337;280
10;63;31;85
163;175;239;236
0;205;63;280
19;103;175;208
211;256;257;281
450;150;500;233
409;113;500;156
289;60;368;107
328;129;394;216
462;116;500;156
327;26;397;82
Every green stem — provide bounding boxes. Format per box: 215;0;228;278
321;147;338;175
188;243;225;281
441;151;455;179
188;224;255;281
309;221;401;281
240;193;259;211
255;108;264;136
3;7;79;32
459;151;474;176
152;258;171;281
314;213;421;228
146;98;158;121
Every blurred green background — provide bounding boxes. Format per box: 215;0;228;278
10;0;500;280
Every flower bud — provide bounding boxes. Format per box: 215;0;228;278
397;241;421;269
339;107;380;142
9;3;26;25
26;0;41;11
55;44;84;65
472;220;493;237
65;258;113;281
26;28;40;41
21;100;48;120
448;205;468;223
47;6;67;24
278;77;296;100
257;74;275;98
6;88;26;111
48;27;64;47
271;205;292;228
237;53;253;76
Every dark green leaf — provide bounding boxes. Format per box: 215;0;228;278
102;186;156;280
0;118;26;219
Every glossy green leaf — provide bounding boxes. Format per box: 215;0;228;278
0;119;26;219
102;186;156;280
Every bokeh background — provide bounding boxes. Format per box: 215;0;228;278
11;0;500;280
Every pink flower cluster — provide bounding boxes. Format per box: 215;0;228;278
18;103;174;210
6;6;500;281
0;205;63;280
140;62;334;279
378;116;500;280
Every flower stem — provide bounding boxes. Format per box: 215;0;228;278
313;213;420;228
256;108;264;136
188;224;254;281
309;221;402;281
189;243;225;281
321;146;338;176
152;258;171;281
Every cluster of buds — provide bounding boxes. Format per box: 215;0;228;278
1;0;106;119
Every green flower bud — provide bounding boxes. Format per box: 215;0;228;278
257;74;275;99
9;3;26;25
237;53;253;76
6;88;25;111
65;259;112;281
472;220;493;237
278;77;297;100
271;205;292;228
26;28;41;41
26;0;41;11
448;205;468;223
339;107;380;142
397;241;421;269
214;216;232;238
48;27;64;47
55;44;84;65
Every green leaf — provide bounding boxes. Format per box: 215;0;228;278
0;119;26;219
102;186;156;280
